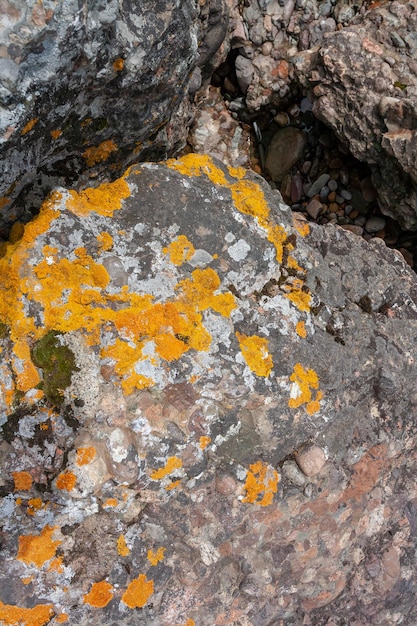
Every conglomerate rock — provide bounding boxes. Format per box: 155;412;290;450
1;154;417;624
0;0;231;236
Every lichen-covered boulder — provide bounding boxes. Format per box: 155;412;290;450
295;0;417;229
1;154;417;624
0;0;229;236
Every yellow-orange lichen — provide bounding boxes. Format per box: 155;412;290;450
13;471;33;491
66;177;130;217
163;235;195;266
96;231;113;253
122;574;154;609
199;435;211;450
295;321;307;338
235;332;273;377
0;601;54;626
151;456;182;480
83;139;118;167
147;547;165;566
56;471;76;491
50;129;62;140
21;118;39;135
76;446;96;466
288;363;323;415
103;498;118;508
113;57;124;72
83;581;114;608
27;498;44;516
242;461;279;506
117;534;130;557
55;614;69;623
17;525;61;568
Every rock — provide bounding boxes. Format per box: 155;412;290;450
2;154;417;623
365;216;387;233
306;197;323;219
0;0;230;236
307;173;331;197
265;126;306;182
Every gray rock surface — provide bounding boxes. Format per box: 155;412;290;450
0;0;230;236
1;154;417;623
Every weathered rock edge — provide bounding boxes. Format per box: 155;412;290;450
1;155;417;624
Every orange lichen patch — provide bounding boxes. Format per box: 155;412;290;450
122;574;154;609
288;363;323;415
55;614;69;623
163;235;195;266
83;139;118;167
102;339;154;395
295;321;307;338
21;118;39;135
17;525;61;568
165;479;181;491
117;534;130;557
199;435;211;450
13;471;33;491
147;547;165;566
96;231;113;253
49;556;64;573
0;601;54;626
50;129;62;140
113;57;125;72
83;581;114;608
283;278;311;312
177;268;236;317
242;461;279;506
27;498;44;516
292;213;310;237
21;576;34;585
103;498;118;508
0;196;9;209
235;332;273;377
67;177;130;217
15;497;22;506
151;456;182;480
56;471;76;491
76;446;96;466
9;222;25;244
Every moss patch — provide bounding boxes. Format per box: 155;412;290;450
31;331;79;407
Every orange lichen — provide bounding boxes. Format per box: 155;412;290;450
0;196;9;209
199;435;211;450
83;139;118;167
284;277;311;312
177;268;236;317
295;321;307;338
17;525;61;568
122;574;154;609
76;446;96;466
165;479;181;491
21;118;39;135
147;547;165;566
56;471;76;491
163;235;195;266
27;498;44;516
21;576;34;585
0;602;54;626
288;363;323;415
103;498;118;508
151;456;182;480
9;222;25;244
113;57;125;71
117;534;130;557
50;129;62;140
55;614;69;623
13;471;33;491
292;213;310;237
96;231;113;253
67;177;130;217
235;332;273;377
49;556;64;573
83;581;114;608
242;461;279;506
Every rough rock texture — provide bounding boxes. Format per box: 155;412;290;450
2;154;417;624
0;0;231;236
296;0;417;229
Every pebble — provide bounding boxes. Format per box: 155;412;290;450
282;460;306;486
319;185;329;202
306;198;323;220
307;173;330;198
340;189;352;201
341;224;364;236
265;127;306;182
295;444;326;477
328;179;338;191
365;216;386;233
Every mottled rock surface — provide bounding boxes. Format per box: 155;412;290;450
0;0;230;235
1;154;417;624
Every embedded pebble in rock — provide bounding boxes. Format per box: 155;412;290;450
265;126;306;182
308;173;331;197
295;444;327;477
282;460;306;487
365;216;387;234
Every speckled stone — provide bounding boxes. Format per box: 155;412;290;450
295;444;326;476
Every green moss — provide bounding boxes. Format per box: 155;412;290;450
31;331;79;407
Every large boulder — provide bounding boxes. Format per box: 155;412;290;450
1;154;417;623
0;0;230;237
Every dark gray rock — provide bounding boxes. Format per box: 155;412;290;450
1;154;417;624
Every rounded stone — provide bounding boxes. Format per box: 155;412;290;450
365;216;386;233
265;127;307;182
215;474;237;495
295;444;326;477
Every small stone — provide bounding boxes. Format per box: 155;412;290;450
307;173;330;198
335;194;345;204
340;189;352;201
282;460;306;486
355;216;367;227
348;208;359;219
294;444;326;476
328;190;337;203
215;474;237;495
328;179;338;191
302;160;312;175
265;127;307;182
341;224;364;236
274;111;290;127
306;198;323;219
319;185;329;202
291;172;304;203
365;216;386;233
